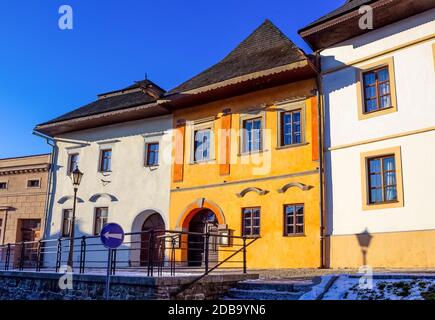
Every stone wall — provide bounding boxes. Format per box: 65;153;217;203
0;271;257;300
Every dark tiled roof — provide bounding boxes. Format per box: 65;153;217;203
38;79;165;126
299;0;375;32
168;19;307;94
99;79;165;97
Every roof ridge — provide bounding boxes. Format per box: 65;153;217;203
221;19;298;61
168;19;308;94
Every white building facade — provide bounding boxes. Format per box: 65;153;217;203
35;80;173;268
301;2;435;267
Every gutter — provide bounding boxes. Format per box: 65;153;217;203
315;52;327;269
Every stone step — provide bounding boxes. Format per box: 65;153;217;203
236;280;313;292
225;288;303;300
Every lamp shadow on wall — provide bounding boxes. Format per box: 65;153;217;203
356;228;373;266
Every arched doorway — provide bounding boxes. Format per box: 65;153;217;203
140;213;165;266
187;209;219;267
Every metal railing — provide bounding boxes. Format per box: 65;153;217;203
0;229;259;277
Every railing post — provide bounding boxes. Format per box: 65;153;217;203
148;230;154;277
36;240;42;272
5;244;11;271
242;236;247;274
204;232;210;275
171;238;176;276
19;242;25;270
157;239;163;277
56;238;62;273
79;236;86;274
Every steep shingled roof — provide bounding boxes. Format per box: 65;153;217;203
299;0;375;32
168;19;307;94
37;79;165;126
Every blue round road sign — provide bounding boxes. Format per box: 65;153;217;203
100;223;125;249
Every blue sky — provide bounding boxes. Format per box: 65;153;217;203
0;0;343;158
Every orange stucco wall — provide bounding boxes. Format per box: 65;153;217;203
169;79;321;269
328;230;435;268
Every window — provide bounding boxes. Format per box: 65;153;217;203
145;143;159;166
94;207;108;235
363;67;391;113
284;205;304;236
356;57;397;120
193;129;211;162
27;179;40;188
280;110;302;146
242;207;260;237
360;146;404;210
0;218;3;242
99;149;112;172
243;118;262;153
0;182;7;190
367;155;397;204
68;153;79;173
61;209;73;237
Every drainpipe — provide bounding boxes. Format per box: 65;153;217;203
32;132;56;240
32;132;90;240
315;52;327;269
1;209;8;245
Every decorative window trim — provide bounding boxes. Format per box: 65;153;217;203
142;131;165;138
360;146;404;210
236;187;268;198
144;141;160;167
356;57;398;120
26;178;41;189
239;109;266;155
276;100;306;148
277;182;311;193
189;120;215;164
96;139;120;145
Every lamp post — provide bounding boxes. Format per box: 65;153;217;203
67;167;83;271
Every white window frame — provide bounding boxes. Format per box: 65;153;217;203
93;207;109;236
190;120;215;164
239;109;266;155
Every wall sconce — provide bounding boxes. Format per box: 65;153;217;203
219;229;232;247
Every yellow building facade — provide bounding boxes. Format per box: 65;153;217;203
168;20;322;269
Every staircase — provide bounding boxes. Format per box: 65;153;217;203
222;278;316;300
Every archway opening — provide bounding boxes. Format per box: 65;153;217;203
187;209;219;267
140;212;165;266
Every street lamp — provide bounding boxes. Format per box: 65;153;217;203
67;167;83;271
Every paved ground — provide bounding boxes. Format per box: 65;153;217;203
249;268;435;280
